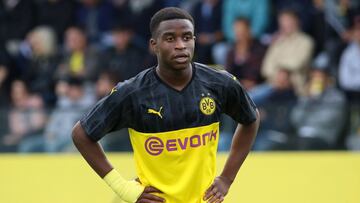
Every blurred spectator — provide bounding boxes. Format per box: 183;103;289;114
262;9;314;95
346;128;360;150
54;77;95;109
100;24;147;81
225;17;266;90
310;0;360;67
93;69;132;151
20;77;96;152
128;0;164;45
345;106;360;150
0;0;35;54
75;0;116;45
222;0;269;41
250;69;297;150
43;77;95;152
316;0;359;41
56;26;100;82
16;26;60;106
112;0;135;32
0;63;10;145
0;65;10;108
0;47;12;108
191;0;223;64
95;69;121;99
339;14;360;151
338;14;360;101
308;0;329;56
290;67;347;150
35;0;77;43
112;0;164;48
269;0;316;34
1;80;46;152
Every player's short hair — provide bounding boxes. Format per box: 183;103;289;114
150;7;194;37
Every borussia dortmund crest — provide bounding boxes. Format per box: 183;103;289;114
199;96;216;115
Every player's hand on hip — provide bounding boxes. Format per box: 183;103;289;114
136;186;165;203
203;176;232;203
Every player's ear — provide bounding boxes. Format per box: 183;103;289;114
150;38;158;53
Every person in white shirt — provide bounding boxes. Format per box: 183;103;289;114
339;16;360;96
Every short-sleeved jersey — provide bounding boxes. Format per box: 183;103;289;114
80;63;257;203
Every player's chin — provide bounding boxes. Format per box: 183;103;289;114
171;61;191;70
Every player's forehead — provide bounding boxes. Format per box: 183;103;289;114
157;19;194;36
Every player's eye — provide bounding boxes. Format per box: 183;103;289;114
165;36;174;42
183;35;193;41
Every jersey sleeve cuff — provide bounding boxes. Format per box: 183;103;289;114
79;118;102;142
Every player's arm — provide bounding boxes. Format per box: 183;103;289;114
204;96;260;203
72;122;165;203
72;121;113;177
220;109;260;182
204;110;260;203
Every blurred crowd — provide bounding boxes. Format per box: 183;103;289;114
0;0;360;153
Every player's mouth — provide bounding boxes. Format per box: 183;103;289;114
172;53;190;64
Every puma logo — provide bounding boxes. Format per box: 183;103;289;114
110;87;117;95
147;107;163;119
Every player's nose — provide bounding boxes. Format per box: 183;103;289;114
174;38;186;49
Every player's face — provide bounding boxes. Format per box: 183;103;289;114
150;19;195;71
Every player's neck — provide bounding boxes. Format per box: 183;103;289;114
156;64;193;91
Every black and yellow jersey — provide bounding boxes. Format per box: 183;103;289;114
80;62;257;203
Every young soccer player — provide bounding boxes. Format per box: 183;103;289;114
72;7;260;203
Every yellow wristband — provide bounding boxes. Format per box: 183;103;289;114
103;169;145;203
